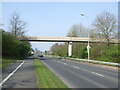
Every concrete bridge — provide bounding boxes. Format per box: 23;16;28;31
19;36;119;57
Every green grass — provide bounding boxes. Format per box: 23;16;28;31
45;55;61;59
34;59;68;88
0;58;17;69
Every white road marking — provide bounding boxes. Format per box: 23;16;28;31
53;60;55;61
63;63;67;65
83;69;87;71
57;61;60;62
73;66;79;68
91;72;104;77
0;61;25;87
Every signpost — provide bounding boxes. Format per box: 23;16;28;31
86;38;91;60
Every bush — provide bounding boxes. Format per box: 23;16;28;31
91;43;119;63
51;42;119;63
2;31;31;59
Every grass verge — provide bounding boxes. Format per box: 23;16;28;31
0;58;17;69
34;59;68;88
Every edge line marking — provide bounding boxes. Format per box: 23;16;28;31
0;61;25;87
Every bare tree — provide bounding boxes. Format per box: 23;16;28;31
9;12;26;37
67;24;88;37
67;24;79;37
93;11;117;46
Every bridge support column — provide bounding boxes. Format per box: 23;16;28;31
68;42;72;57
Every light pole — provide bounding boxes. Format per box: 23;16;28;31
80;13;91;60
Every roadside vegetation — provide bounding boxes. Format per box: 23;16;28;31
50;43;119;63
50;11;119;63
1;12;32;69
34;59;68;88
1;58;17;69
2;30;31;59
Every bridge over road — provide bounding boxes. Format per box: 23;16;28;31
18;36;118;43
18;36;119;56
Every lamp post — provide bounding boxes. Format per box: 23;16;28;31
80;13;91;60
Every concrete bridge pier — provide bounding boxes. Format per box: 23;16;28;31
68;42;72;57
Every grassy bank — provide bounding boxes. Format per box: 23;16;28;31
34;59;68;88
45;55;61;59
0;58;17;69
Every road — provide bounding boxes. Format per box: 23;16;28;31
39;57;118;88
1;56;118;89
1;59;38;88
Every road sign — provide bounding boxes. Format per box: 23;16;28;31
35;48;38;51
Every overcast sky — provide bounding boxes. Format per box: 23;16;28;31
2;2;118;51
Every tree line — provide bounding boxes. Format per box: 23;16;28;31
50;11;119;63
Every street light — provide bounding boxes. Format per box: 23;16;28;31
80;13;91;60
80;13;84;16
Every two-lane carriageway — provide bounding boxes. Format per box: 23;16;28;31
39;57;118;88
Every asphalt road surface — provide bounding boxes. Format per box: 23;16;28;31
1;59;38;88
1;56;118;89
39;57;118;88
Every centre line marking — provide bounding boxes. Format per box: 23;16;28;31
91;72;104;77
64;63;67;65
0;61;25;87
73;66;79;68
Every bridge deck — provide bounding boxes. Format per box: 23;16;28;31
18;36;119;43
